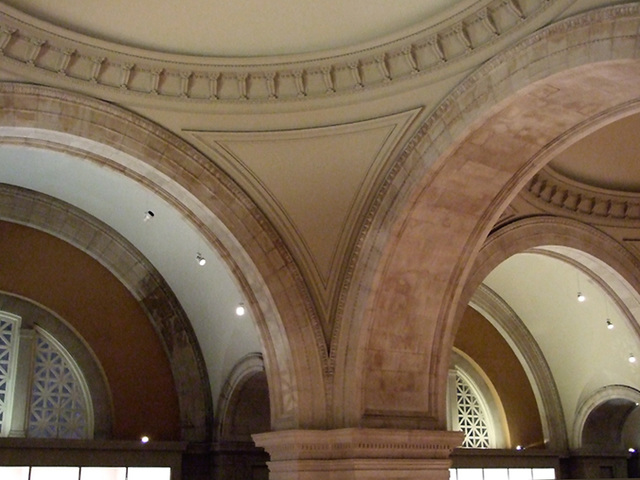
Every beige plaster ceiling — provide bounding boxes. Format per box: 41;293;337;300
2;0;466;57
187;109;420;316
548;112;640;193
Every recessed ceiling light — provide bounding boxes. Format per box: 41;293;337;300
196;253;206;266
235;303;246;316
141;435;149;444
629;354;637;364
143;210;155;222
577;292;586;302
606;320;614;330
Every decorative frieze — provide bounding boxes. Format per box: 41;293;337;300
525;169;640;225
0;0;566;102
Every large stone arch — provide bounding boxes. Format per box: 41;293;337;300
333;5;640;429
0;183;210;441
0;83;327;432
573;385;640;451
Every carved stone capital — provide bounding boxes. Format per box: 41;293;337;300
253;428;463;479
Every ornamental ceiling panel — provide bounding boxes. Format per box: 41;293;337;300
186;109;420;322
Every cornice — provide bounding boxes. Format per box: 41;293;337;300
524;167;640;226
0;0;570;103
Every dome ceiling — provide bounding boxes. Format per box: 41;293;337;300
2;0;466;57
548;112;640;193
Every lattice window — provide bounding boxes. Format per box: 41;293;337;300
455;370;491;448
27;329;91;439
0;313;20;436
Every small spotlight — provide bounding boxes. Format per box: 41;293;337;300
577;292;586;302
235;303;246;316
143;210;155;222
516;445;523;451
141;435;149;444
196;253;206;266
606;320;614;330
630;354;637;364
629;447;637;453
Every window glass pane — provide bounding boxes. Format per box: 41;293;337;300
508;468;532;480
457;468;484;480
450;468;458;480
31;466;80;480
81;467;127;480
532;468;555;479
127;467;171;480
484;468;509;480
0;466;29;480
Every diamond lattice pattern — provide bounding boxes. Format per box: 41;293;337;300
28;334;89;439
456;372;490;448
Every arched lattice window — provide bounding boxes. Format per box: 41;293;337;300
0;312;93;439
448;351;508;448
455;369;491;448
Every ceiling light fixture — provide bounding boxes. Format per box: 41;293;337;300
196;253;206;266
606;320;614;330
141;435;149;444
235;303;246;316
143;210;155;222
629;354;637;364
577;292;586;302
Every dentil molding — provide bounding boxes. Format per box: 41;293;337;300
0;0;569;103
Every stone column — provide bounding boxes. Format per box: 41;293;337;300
253;428;463;480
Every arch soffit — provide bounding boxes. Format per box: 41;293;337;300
0;183;212;441
0;84;327;430
333;5;640;428
572;385;640;450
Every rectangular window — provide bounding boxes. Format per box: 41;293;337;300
0;466;171;480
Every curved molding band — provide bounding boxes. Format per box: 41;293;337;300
0;0;569;103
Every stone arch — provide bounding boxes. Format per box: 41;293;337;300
0;83;327;432
470;284;567;450
216;353;270;442
0;183;210;441
0;292;113;439
465;217;640;338
333;5;640;429
573;385;640;451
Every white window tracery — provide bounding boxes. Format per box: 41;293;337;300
27;330;92;439
0;312;20;436
455;369;491;448
0;311;92;439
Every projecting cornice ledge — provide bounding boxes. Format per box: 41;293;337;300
0;0;568;103
524;168;640;226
